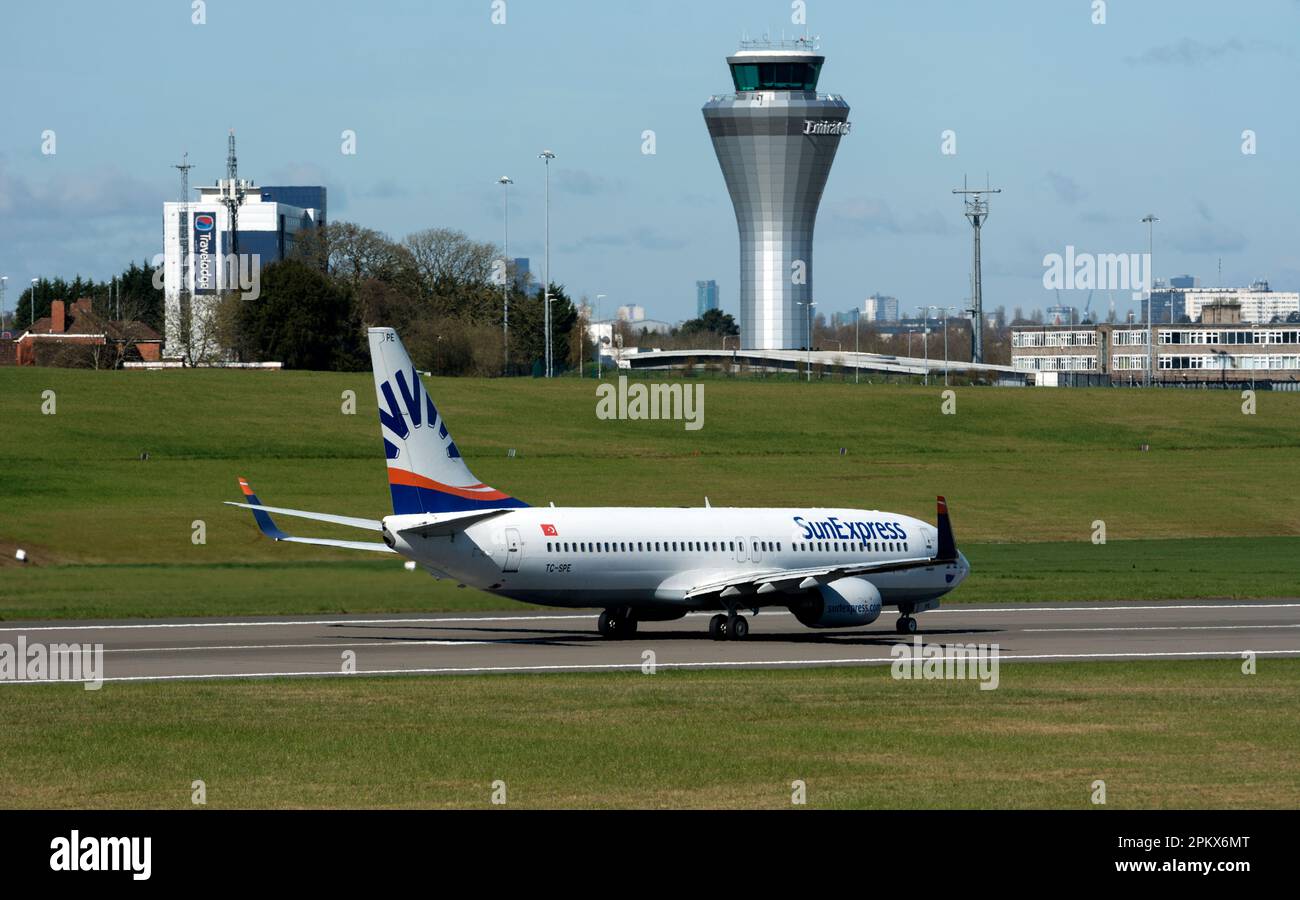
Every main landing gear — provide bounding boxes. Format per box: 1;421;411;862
597;608;637;640
708;612;749;641
895;615;918;635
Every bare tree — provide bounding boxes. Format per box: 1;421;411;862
402;228;497;299
293;221;408;287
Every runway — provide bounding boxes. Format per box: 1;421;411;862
1;599;1298;684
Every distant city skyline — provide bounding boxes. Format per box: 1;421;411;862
2;1;1299;326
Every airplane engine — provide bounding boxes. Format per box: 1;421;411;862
790;577;883;628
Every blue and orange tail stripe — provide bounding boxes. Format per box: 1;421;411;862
386;468;529;515
237;477;290;540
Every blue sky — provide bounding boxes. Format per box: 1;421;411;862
2;0;1298;323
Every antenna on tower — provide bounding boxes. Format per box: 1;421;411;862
173;150;195;198
219;128;250;256
953;175;1002;365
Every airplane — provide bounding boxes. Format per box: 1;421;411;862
228;327;970;641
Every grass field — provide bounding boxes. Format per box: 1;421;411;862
2;367;1298;619
2;537;1297;620
2;660;1295;809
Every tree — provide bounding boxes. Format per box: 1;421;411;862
678;308;739;337
235;259;363;370
402;228;497;309
292;221;414;293
505;283;578;375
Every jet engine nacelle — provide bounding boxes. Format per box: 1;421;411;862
790;577;883;628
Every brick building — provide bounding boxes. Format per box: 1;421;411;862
10;298;163;367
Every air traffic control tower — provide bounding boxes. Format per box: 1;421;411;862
702;38;850;350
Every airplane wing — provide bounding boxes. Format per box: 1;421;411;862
226;477;395;554
682;555;937;601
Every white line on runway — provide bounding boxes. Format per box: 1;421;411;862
103;640;493;653
0;614;600;633
1025;624;1300;633
3;648;1298;685
98;620;1300;653
2;601;1297;634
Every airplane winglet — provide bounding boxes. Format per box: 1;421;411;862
235;477;290;541
935;495;958;561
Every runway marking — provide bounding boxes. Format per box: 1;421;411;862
3;648;1298;685
1;601;1297;634
103;640;493;654
1025;624;1300;634
0;614;600;633
930;603;1300;615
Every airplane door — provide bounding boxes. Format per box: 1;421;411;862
503;528;521;572
734;535;746;564
749;536;762;563
924;529;935;554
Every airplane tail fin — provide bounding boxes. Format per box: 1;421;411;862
368;327;528;516
935;495;958;561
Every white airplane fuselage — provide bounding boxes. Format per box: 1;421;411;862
385;506;970;612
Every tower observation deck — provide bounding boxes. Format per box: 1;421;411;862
702;38;850;350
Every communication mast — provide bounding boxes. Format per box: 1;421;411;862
953;176;1002;364
218;129;251;256
172;151;195;307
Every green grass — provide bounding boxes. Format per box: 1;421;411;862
1;537;1295;620
2;660;1295;808
2;367;1298;619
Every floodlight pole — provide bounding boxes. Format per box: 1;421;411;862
1142;214;1158;387
954;178;1002;365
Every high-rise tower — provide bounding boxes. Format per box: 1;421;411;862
702;38;850;350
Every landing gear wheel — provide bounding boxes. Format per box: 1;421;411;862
708;614;728;641
598;609;637;640
895;615;918;635
729;615;749;640
598;609;617;639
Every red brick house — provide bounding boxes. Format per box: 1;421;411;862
11;298;162;368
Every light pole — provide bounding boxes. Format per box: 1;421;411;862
595;293;606;379
544;291;553;376
934;305;957;386
539;150;556;377
853;306;860;384
1142;214;1158;387
917;306;931;385
0;276;7;332
498;175;512;374
31;278;38;330
797;300;815;382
